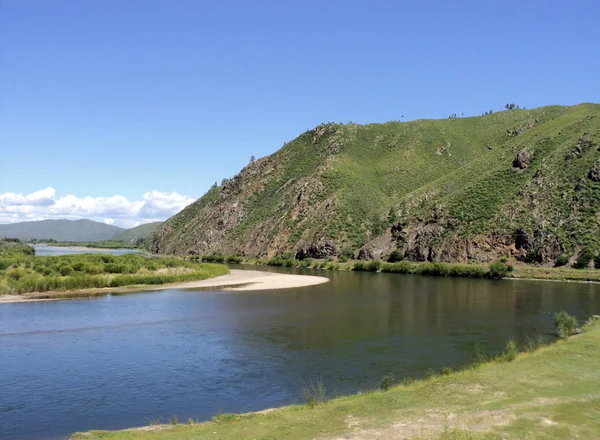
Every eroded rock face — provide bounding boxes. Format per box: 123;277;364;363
295;241;338;259
588;159;600;182
513;150;534;169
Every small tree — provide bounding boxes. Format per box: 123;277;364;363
250;155;256;163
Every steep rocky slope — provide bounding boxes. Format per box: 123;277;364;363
149;103;600;264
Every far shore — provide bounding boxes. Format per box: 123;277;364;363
0;270;329;304
33;244;141;252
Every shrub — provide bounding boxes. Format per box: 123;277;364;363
439;366;453;376
488;262;513;278
7;268;27;280
524;250;543;264
0;259;9;270
595;255;600;269
281;251;295;260
380;374;394;391
573;249;594;269
339;247;354;260
338;255;348;263
59;265;73;276
472;343;489;367
555;254;570;267
301;378;326;407
84;264;104;275
381;261;412;273
500;338;518;362
366;260;382;272
447;264;486;278
352;261;368;271
387;249;404;262
225;255;243;264
555;311;578;339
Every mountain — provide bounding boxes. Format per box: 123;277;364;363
0;219;123;242
111;222;162;243
149;103;600;265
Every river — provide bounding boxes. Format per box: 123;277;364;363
1;263;598;439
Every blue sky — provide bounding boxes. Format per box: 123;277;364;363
1;0;599;227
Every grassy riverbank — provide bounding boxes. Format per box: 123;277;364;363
0;252;229;295
74;318;600;439
190;253;600;283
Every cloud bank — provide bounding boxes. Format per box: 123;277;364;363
0;187;195;228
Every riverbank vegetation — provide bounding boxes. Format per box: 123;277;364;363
74;316;600;439
188;252;600;283
0;252;229;295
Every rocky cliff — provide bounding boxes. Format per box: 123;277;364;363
149;104;600;265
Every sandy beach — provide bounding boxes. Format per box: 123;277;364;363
0;269;329;304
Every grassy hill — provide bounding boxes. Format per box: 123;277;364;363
0;219;123;242
111;222;162;243
149;103;600;265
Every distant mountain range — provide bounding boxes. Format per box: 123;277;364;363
111;222;163;243
0;219;162;242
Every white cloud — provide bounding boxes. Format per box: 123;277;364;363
0;187;196;228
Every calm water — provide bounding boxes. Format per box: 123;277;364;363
1;266;599;440
33;245;139;256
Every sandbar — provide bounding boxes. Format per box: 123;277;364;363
0;270;329;303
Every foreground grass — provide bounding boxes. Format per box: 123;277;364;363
74;320;600;440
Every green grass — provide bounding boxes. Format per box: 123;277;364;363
0;252;229;295
73;319;600;440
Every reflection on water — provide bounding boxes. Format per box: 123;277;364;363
0;267;598;440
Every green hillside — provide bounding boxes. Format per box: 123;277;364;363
0;219;123;242
111;222;162;243
149;103;600;265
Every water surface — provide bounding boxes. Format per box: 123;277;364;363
33;245;139;257
1;267;598;440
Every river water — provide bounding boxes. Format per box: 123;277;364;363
1;262;599;439
33;245;140;257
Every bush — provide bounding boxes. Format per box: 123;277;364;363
439;366;453;376
381;261;412;273
387;249;404;262
555;311;578;339
59;265;73;276
488;262;513;278
301;378;326;407
555;254;570;267
339;247;354;260
380;374;394;391
352;261;368;271
7;268;27;280
366;260;382;272
573;249;594;269
225;255;243;264
500;338;518;362
0;259;10;270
